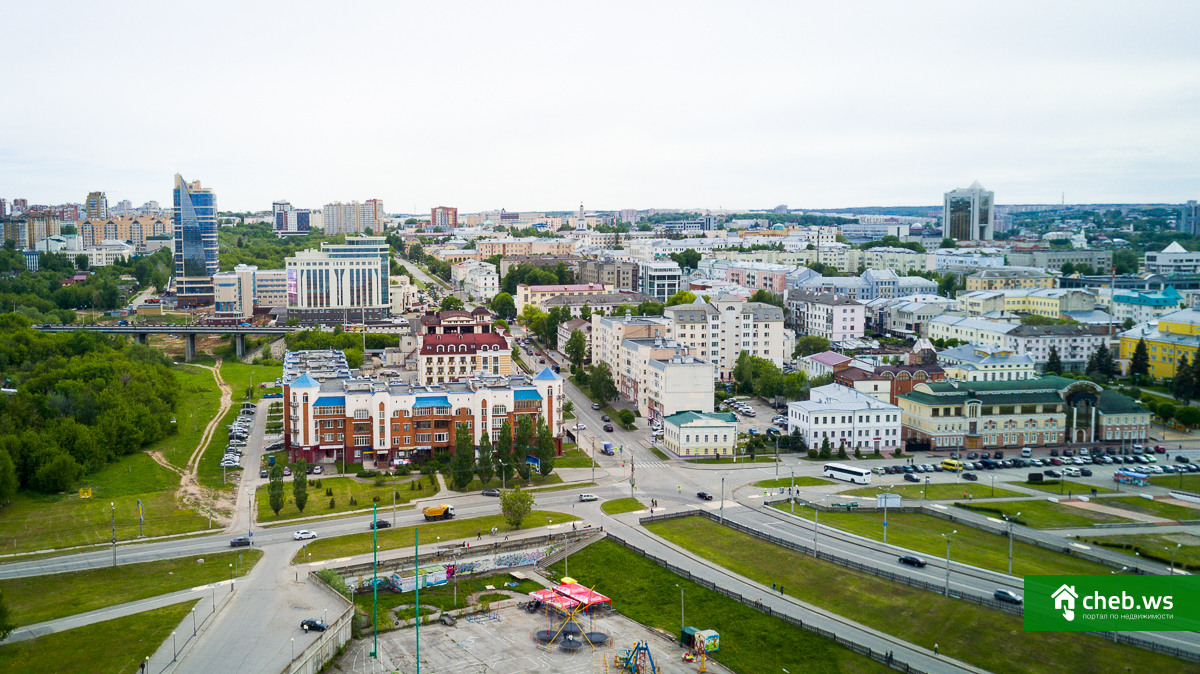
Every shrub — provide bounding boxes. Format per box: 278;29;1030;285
329;498;336;509
807;449;819;459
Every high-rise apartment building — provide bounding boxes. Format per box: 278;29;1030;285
173;174;219;307
85;191;109;220
322;199;384;235
943;182;994;241
285;236;391;324
12;199;28;214
1182;200;1200;236
431;206;458;230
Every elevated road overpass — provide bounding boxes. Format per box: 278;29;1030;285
33;324;296;360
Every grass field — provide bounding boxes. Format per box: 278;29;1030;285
255;475;438;523
0;454;211;555
197;402;244;490
1012;480;1116;495
0;601;199;674
554;448;597;468
775;505;1109;576
1076;532;1200;571
955;498;1136;529
646;444;671;461
600;497;645;515
1103;496;1200;522
293;511;579;564
754;477;834;489
153;365;222;469
646;518;1187;674
547;539;885;674
355;572;544;629
445;473;563;493
840;482;1023;500
1151;473;1200;493
218;361;278;404
1;549;262;626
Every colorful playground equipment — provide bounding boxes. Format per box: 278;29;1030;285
614;641;657;673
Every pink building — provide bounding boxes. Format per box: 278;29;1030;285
723;262;790;293
791;290;865;343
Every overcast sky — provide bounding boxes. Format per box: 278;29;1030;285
3;1;1199;213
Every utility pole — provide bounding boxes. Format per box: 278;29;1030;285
1005;512;1020;576
942;530;957;596
790;470;795;515
719;477;725;524
110;501;117;568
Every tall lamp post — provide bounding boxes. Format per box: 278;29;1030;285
942;530;957;596
1003;512;1021;576
1169;543;1183;575
789;470;795;516
877;484;892;544
675;584;685;634
110;501;117;568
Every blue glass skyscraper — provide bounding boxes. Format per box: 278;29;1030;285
173;174;218;306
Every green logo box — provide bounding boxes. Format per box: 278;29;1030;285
1025;575;1200;632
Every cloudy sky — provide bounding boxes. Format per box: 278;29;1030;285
3;1;1198;213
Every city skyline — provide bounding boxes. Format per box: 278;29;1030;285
2;2;1198;211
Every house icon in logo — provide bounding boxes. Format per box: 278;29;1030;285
1053;584;1078;622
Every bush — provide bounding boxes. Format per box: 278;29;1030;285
807;449;819;459
373;495;380;503
854;448;862;459
837;447;848;459
374;474;387;487
329;498;336;509
349;497;358;506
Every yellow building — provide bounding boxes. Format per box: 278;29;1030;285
1118;307;1200;380
965;267;1056;291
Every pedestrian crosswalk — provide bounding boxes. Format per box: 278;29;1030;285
633;459;667;469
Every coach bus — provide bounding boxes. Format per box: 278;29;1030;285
823;462;872;485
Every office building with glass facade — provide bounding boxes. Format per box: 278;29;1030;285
943;181;994;242
173;174;218;307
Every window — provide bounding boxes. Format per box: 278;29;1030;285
354;409;369;420
354;436;370;446
434;433;449;443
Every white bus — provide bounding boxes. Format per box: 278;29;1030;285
823;462;872;485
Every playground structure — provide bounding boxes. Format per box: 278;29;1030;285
614;641;658;674
531;583;613;654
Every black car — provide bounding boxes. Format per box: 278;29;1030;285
260;470;269;478
1080;468;1093;477
898;555;927;568
300;619;329;632
1044;469;1062;478
697;491;714;501
601;415;611;422
903;473;920;483
1177;455;1192;464
966;452;979;460
994;589;1024;605
481;488;501;497
230;536;251;547
369;520;391;529
604;424;614;432
993;450;1005;459
962;472;979;481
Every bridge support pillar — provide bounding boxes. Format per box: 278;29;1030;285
184;334;197;362
235;334;246;359
136;332;148;345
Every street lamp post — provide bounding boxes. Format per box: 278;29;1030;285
1169;543;1183;575
110;501;117;568
789;470;795;516
192;607;196;636
812;504;820;557
676;584;685;634
923;476;929;501
290;637;295;660
171;631;177;662
720;476;725;524
878;485;892;544
229;563;233;592
990;474;995;498
1003;512;1021;576
942;530;957;596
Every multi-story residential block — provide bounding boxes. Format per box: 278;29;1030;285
85;191;109;220
213;264;289;318
898;376;1146;451
541;292;654;318
957;288;1097;318
431;206;458;230
937;343;1037;382
284;350;563;467
433;248;482;264
417;332;511;385
173;174;218;307
663;295;789;378
933;248;1006;270
578;258;639;291
943;181;994;241
78;214;171;249
1;212;61;250
590;314;671;376
637;260;682;303
322;199;384;235
1118;307;1200;380
556;318;592;360
788;290;865;342
476;237;577;257
662;411;738;458
787;384;903;453
964;267;1056;291
791;275;870;301
499;255;581;279
1143;242;1200;275
1006;247;1113;274
515;283;611;313
831;368;893;403
285;236;390;324
1094;286;1183;325
617;338;715;420
925;315;1017;347
721;261;792;293
1181;202;1200;236
389;276;420;314
1005;323;1109;372
863;294;958;337
272;200;312;237
858;247;932;274
451;260;499;300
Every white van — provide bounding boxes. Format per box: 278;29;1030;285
578;493;598;502
1020;447;1032;458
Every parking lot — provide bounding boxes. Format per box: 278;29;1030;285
719;395;787;438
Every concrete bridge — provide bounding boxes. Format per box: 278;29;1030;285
33;324;296;360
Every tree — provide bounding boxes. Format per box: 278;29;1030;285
1045;345;1063;376
580;305;592;320
1175;406;1200;428
940;238;957;249
0;450;16;504
450;422;476;489
617;409;636;427
1130;338;1150;384
665;290;696;306
268;463;286;515
819;436;832;460
496;420;514;482
1122;317;1135;331
748;289;785;308
1171;354;1194;405
75;254;89;271
514;415;535;479
440;295;464;311
293;458;309;513
565;329;587;369
499;486;534;528
668;249;702;271
588;362;618;404
535;417;556;476
1158;403;1176;425
31;452;81;493
793;335;831;359
476;431;494;486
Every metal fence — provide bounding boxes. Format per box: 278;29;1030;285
604;528;927;673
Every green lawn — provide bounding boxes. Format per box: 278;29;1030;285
444;473;563;493
1103;496;1200;522
547;539;885;674
219;361;278;403
686;456;778;464
527;481;597;494
754;477;834;489
356;572;543;629
1011;480;1116;495
1150;473;1200;493
0;454;210;556
1075;532;1200;571
646;444;671;461
554;448;597;468
646;518;1188;674
954;499;1137;529
1;549;261;626
151;365;222;469
0;601;199;674
600;497;645;515
840;482;1023;500
197;402;244;490
293;511;579;563
255;475;438;523
776;505;1109;576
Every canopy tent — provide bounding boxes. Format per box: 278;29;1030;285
554;583;611;608
529;588;580;612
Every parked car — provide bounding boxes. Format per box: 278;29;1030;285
230;536;251;547
260;470;269;478
898;555;927;568
592;403;601;410
313;465;323;474
293;530;317;540
1044;469;1062;478
994;589;1024;605
903;473;920;483
283;467;292;476
962;472;979;481
697;491;714;501
300;619;329;632
1080;468;1093;477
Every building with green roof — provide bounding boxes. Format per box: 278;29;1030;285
662;411;739;458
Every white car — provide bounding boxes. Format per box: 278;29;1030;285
293;530;317;540
573;423;586;431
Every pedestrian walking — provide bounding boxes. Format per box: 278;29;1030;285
477;531;481;540
934;643;939;655
772;582;776;591
779;584;784;595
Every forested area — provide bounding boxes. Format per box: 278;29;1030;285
0;315;180;497
216;222;345;271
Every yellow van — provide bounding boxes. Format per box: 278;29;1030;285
941;459;964;472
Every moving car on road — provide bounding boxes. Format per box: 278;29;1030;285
578;493;598;502
994;589;1023;604
293;530;317;540
604;424;614;432
697;491;714;500
230;536;251;547
482;488;501;497
898;555;927;568
369;520;391;529
300;619;328;632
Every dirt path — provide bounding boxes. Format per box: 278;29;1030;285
175;359;235;525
